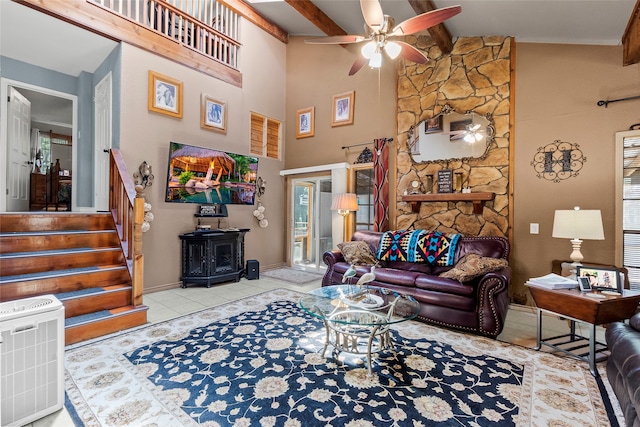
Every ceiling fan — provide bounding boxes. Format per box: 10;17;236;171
305;0;462;76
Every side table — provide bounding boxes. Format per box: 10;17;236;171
526;284;640;377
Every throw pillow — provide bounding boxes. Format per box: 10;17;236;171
376;230;460;266
338;241;377;266
439;253;508;282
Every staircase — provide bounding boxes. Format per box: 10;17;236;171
0;212;148;345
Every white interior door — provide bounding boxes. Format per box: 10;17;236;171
94;72;112;211
6;86;31;211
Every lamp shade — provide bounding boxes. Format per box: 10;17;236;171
331;193;358;212
552;208;604;240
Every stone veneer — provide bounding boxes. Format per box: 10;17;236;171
396;36;511;238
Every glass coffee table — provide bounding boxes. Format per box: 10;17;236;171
299;284;420;375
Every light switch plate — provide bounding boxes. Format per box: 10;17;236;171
530;223;539;234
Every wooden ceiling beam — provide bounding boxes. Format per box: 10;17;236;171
284;0;347;36
622;0;640;65
407;0;454;53
224;0;289;43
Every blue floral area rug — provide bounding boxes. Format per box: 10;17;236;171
64;289;617;426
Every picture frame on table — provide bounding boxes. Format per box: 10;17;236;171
148;70;183;118
576;265;622;293
201;94;227;133
331;91;355;127
296;107;314;138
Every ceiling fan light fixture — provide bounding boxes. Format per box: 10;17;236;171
361;41;376;59
384;41;401;59
368;51;382;68
463;133;475;143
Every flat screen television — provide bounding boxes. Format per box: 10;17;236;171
165;142;258;205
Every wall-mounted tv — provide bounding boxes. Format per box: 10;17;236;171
165;142;259;205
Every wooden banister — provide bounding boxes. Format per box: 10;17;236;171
109;149;144;306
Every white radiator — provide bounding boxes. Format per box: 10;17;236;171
0;295;65;427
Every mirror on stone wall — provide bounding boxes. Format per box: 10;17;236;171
409;105;494;163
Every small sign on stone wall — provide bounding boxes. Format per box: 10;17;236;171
437;169;453;193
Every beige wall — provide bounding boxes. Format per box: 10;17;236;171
284;37;397;169
119;22;287;292
512;43;640;304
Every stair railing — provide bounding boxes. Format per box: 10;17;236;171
89;0;241;69
109;149;144;306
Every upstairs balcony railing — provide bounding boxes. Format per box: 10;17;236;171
89;0;241;69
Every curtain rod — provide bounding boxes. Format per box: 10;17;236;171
341;138;394;150
597;95;640;108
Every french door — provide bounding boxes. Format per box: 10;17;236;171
290;177;332;270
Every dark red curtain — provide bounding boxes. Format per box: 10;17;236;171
373;138;390;232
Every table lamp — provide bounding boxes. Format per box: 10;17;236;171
552;206;604;278
331;193;358;242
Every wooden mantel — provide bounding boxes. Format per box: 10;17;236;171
401;192;495;214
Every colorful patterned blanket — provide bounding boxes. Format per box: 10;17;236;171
376;230;460;266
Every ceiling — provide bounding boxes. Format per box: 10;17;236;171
247;0;637;45
0;0;635;133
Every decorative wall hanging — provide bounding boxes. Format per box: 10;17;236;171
531;140;586;183
355;147;374;164
133;161;154;190
253;177;268;228
148;70;183;118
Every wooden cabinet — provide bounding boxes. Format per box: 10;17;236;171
179;229;249;288
30;173;48;210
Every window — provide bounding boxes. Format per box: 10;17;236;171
351;165;374;231
617;130;640;291
250;112;281;159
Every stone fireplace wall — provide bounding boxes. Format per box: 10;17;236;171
396;36;512;238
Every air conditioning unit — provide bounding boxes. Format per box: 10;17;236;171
0;295;65;427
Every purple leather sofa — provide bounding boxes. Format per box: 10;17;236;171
605;312;640;427
322;230;511;338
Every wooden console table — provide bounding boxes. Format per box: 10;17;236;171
401;192;494;214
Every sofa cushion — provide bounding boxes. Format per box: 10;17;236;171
439;253;509;282
376;230;460;266
337;241;377;265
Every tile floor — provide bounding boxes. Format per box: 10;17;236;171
28;276;609;427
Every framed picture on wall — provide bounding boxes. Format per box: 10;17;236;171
331;91;355;127
148;70;183;118
296;107;314;138
201;94;227;133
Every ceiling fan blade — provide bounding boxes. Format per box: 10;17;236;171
348;56;369;76
394;41;429;64
360;0;384;29
391;5;462;36
305;35;366;44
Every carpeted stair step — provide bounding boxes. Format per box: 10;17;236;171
65;305;149;345
57;285;134;318
0;247;124;276
0;265;131;301
0;212;114;233
0;229;119;253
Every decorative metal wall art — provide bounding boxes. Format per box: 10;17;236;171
355;147;374;164
531;140;586;182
